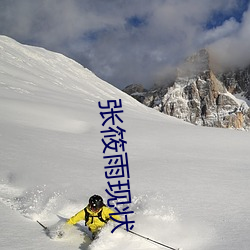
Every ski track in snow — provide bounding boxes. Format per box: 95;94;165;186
0;181;62;221
0;179;212;250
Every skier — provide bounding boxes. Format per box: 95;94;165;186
66;194;120;239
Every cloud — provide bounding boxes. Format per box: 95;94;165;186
200;18;240;45
0;0;249;88
209;4;250;69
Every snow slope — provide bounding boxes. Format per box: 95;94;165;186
0;36;250;250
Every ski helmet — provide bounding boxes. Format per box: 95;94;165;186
89;195;104;211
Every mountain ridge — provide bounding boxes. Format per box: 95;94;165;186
123;49;250;130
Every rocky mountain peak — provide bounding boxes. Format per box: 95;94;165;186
123;49;250;130
177;49;210;78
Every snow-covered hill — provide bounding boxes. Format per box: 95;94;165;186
0;36;250;250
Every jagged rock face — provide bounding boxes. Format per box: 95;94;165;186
217;66;250;99
123;49;250;130
123;83;146;95
162;73;249;128
160;49;250;128
123;84;147;103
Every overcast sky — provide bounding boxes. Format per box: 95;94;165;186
0;0;249;89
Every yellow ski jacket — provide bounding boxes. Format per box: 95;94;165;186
67;206;120;233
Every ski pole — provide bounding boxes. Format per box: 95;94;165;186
37;220;48;230
124;229;180;250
